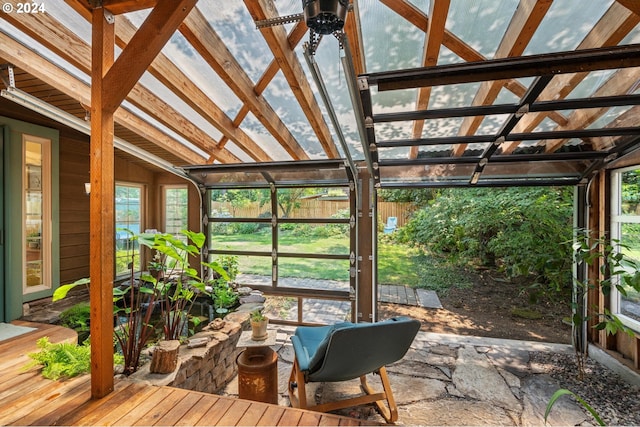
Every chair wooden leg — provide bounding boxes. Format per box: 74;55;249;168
360;367;398;423
288;358;308;409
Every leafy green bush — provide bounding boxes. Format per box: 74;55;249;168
399;187;573;296
60;303;91;343
25;337;124;380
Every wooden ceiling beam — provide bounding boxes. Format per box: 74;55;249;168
219;22;308;151
542;67;640;153
453;0;552;157
503;1;640;152
244;0;340;159
102;0;197;115
409;0;450;159
97;0;157;14
3;10;238;163
0;32;205;165
617;0;640;16
114;16;271;162
180;8;309;161
344;0;366;76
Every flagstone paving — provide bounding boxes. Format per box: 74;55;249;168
222;326;595;426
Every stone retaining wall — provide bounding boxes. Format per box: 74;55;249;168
129;316;249;394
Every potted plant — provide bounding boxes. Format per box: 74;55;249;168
250;309;268;341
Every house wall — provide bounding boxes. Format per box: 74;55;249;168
0;101;202;319
589;169;640;372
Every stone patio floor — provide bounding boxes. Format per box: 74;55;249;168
222;325;595;426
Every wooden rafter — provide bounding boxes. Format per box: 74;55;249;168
0;32;204;164
452;0;552;157
344;0;366;76
101;0;197;115
180;8;309;161
91;0;157;14
409;0;450;159
502;1;640;153
3;10;238;164
219;22;308;151
244;0;340;159
114;16;271;162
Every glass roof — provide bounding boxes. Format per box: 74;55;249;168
1;0;639;188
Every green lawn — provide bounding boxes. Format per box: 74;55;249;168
211;231;469;290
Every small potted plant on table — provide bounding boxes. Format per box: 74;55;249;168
250;309;268;341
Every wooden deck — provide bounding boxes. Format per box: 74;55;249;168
0;321;367;426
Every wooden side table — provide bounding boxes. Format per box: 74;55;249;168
236;330;278;404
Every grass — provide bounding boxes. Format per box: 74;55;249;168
212;230;471;292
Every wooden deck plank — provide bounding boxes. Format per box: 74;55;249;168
0;322;371;427
92;385;159;426
216;399;252;426
299;411;323;426
173;394;219;426
134;388;192;426
12;376;92;426
278;408;304;426
106;386;169;426
57;381;144;425
0;370;42;399
237;402;268;426
193;394;236;426
256;406;286;426
154;390;204;426
0;374;88;425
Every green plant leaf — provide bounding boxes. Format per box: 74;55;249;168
545;389;604;426
53;278;90;302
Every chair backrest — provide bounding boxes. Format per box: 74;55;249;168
308;317;420;382
385;217;398;228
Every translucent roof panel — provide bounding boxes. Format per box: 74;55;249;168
261;70;325;158
0;19;89;85
197;2;272;83
239;112;294;162
360;1;426;73
184;159;351;189
446;0;519;59
523;0;615;55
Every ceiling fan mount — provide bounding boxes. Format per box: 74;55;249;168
255;0;351;55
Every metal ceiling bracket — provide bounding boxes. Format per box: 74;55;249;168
0;64;15;89
255;13;303;28
516;104;529;118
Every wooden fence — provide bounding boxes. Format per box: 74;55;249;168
211;199;415;227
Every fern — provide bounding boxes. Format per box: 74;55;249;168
25;337;123;380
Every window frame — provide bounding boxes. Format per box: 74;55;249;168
610;165;640;333
22;134;52;295
115;182;144;278
162;185;189;238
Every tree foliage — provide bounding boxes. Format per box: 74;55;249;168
398;187;574;294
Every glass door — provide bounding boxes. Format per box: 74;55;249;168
22;135;51;295
0;126;5;321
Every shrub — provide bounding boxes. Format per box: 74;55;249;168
399;187;573;296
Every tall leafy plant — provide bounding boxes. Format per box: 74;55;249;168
137;230;227;341
54;229;227;375
572;230;640;378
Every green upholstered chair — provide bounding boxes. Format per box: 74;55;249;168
288;316;420;423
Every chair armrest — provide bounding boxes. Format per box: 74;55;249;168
291;335;311;372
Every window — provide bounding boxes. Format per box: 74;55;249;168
611;167;640;331
115;183;142;276
164;186;188;238
23;135;51;294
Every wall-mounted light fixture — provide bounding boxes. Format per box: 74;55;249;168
84;182;91;195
